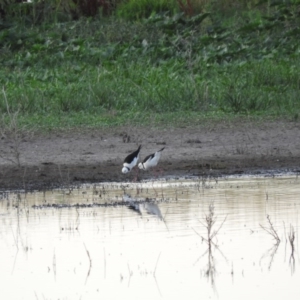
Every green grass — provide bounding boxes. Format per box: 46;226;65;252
0;1;300;131
7;111;292;133
2;58;300;115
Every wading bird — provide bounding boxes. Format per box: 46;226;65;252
138;147;165;172
122;145;141;174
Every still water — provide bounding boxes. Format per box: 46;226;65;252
0;175;299;300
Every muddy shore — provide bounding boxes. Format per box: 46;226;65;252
1;120;300;191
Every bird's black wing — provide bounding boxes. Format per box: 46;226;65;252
142;153;155;163
124;145;141;163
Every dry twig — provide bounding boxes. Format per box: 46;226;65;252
0;87;23;167
260;215;280;243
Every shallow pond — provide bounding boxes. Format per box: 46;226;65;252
1;175;300;300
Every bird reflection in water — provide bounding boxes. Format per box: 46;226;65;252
122;194;164;221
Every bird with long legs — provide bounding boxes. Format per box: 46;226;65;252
138;147;165;173
122;145;141;180
138;147;165;195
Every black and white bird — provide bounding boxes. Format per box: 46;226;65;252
122;145;141;174
138;147;165;171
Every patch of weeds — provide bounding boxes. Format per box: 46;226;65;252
260;214;280;244
0;88;28;167
193;202;227;289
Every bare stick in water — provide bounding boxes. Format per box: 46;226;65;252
260;215;280;243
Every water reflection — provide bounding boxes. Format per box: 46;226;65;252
0;175;300;300
260;242;280;271
259;214;281;270
288;224;296;274
193;202;228;294
259;214;297;275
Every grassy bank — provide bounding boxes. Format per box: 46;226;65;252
1;1;300;130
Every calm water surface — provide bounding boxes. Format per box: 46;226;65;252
0;175;300;300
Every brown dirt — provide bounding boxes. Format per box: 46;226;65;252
1;119;300;191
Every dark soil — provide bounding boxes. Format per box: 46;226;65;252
1;120;300;191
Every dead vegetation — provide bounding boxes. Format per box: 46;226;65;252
260;214;280;244
261;215;297;273
0;88;21;167
193;202;227;289
0;87;33;168
260;216;281;270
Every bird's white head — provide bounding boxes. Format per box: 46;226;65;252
138;162;144;170
122;167;130;174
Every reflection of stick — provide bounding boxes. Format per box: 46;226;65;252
152;181;158;197
127;263;133;287
260;243;280;270
104;247;106;279
162;208;170;232
163;208;169;221
211;215;227;240
154;276;163;297
53;249;56;279
11;250;19;275
153;252;161;278
193;202;227;292
288;225;296;274
283;221;287;243
206;246;215;287
288;225;295;255
10;225;19;250
84;243;92;284
127;263;133;277
76;208;80;230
